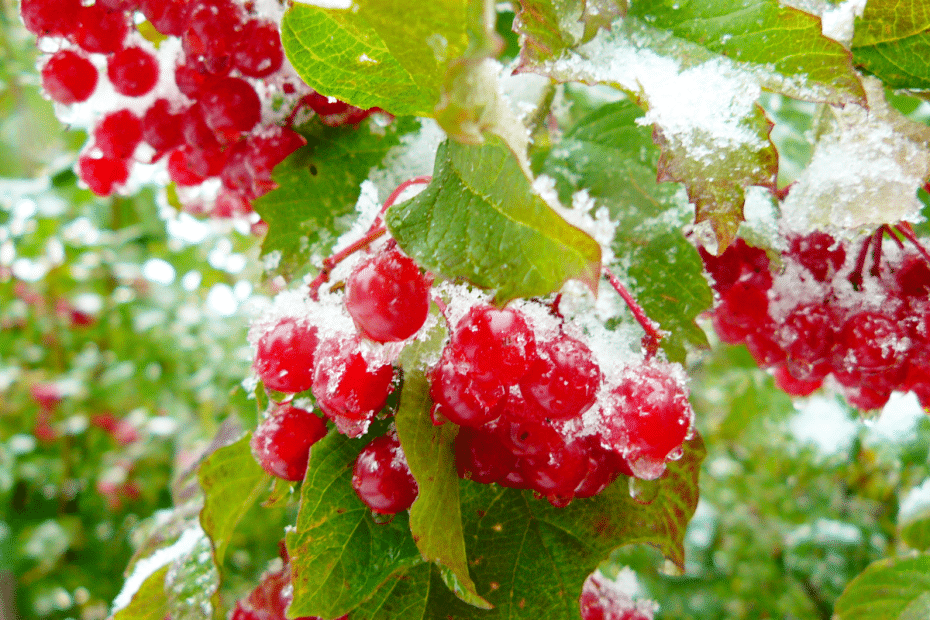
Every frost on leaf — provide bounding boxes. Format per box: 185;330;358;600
781;78;930;232
527;17;778;249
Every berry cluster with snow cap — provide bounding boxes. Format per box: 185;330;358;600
21;0;376;216
702;226;930;411
247;180;695;512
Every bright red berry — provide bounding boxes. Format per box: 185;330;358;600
78;155;129;196
253;317;319;394
430;352;506;427
233;19;285;78
250;404;328;481
311;337;394;436
108;46;159;97
454;426;517;484
198;76;260;143
42;50;98;104
788;231;845;282
74;5;128;54
352;433;418;514
21;0;81;36
94;109;142;159
448;304;537;385
345;248;431;343
142;99;185;154
519;333;601;420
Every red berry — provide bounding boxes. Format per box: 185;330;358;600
773;365;822;396
233;19;284;78
31;382;62;410
74;5;128;54
142;99;185;154
605;362;692;479
352;433;418;514
167;147;206;186
454;426;517;484
198;77;261;142
138;0;191;36
253;317;319;394
519;333;601;420
42;50;98;104
345;248;430;343
312;337;394;436
108;46;159;97
430;351;506;427
250;404;328;481
700;238;771;294
21;0;82;36
182;0;243;70
835;310;906;376
303;92;350;116
78;155;129;196
574;443;626;499
778;303;836;366
788;231;845;282
580;571;654;620
523;439;588;506
448;304;537;385
94;109;142;159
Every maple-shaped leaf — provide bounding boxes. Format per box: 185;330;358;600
522;1;863;250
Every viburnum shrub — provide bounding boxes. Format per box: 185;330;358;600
17;0;930;618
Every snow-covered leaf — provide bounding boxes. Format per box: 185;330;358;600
780;77;930;232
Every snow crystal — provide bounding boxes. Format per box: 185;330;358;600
111;526;203;614
863;391;923;443
820;0;867;46
369;119;445;198
540;25;765;158
781;79;930;232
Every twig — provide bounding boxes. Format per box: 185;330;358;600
603;268;665;359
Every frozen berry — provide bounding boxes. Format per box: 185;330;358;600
250;404;328;481
94;109;142;159
42;50;98;104
352;433;418;514
78;155;129;196
448;304;536;385
108;46;159;97
519;333;601;420
253;317;319;394
233;19;284;78
198;77;261;142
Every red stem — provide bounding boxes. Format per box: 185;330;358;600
603;267;665;359
379;176;432;216
883;224;905;249
895;222;930;263
308;226;387;300
870;228;884;278
849;233;872;290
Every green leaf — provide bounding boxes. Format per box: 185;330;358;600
835;553;930;620
254;118;417;279
901;510;930;552
515;0;625;64
523;2;863;248
387;137;602;304
165;530;220;620
286;427;423;619
112;566;170;620
541;100;711;361
281;1;469;117
350;436;704;619
853;0;930;90
198;434;271;566
394;320;491;609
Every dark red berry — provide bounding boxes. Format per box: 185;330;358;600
138;0;191;36
167;147;206;186
182;0;243;70
700;238;771;294
250;404;328;481
42;50;98;104
78;155;129;196
896;254;930;298
773;365;821;396
233;19;284;78
788;231;845;282
352;433;418;514
108;46;159;97
303;92;350;116
142;99;185;154
519;333;601;420
94;109;142;159
778;303;836;366
523;439;588;505
836;310;906;376
253;317;319;394
454;426;517;484
198;77;261;143
345;248;431;343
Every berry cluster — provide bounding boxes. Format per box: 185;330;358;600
439;304;692;507
702;227;930;410
248;186;695;513
22;0;375;216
